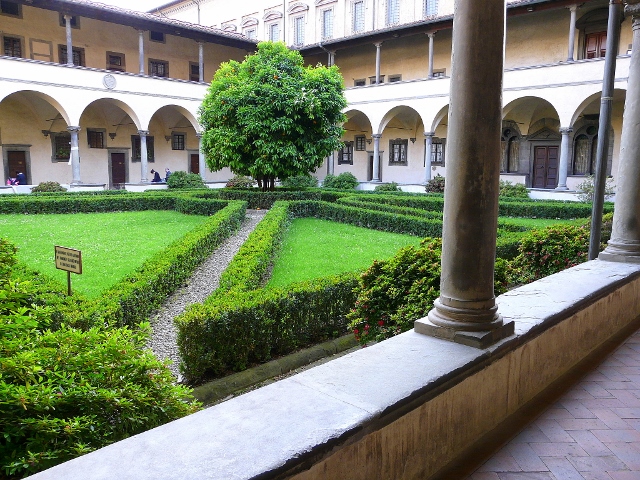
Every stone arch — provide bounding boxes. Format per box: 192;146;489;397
0;89;70;125
503;96;561;134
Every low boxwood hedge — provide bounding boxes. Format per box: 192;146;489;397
197;189;321;209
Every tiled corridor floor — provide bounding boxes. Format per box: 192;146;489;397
459;329;640;480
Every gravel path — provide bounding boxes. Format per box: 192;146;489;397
147;209;267;381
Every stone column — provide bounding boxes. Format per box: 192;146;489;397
327;152;335;176
556;127;572;191
139;130;149;183
427;32;435;79
415;0;514;348
424;131;434;183
68;126;81;184
138;30;145;74
372;134;381;182
600;1;640;263
64;15;74;66
198;41;204;83
374;42;382;84
328;51;335;67
197;133;206;181
567;5;578;61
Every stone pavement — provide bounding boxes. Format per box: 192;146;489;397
461;328;640;480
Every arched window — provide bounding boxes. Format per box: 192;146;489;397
572;125;598;175
500;125;520;173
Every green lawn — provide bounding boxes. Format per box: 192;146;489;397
0;211;209;297
266;218;422;288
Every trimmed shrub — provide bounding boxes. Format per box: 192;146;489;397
198;189;321;209
30;181;67;193
176;273;358;382
322;172;359;190
425;174;445;193
336;196;442;219
280;174;318;189
499;180;529;199
166;171;206;189
225;175;255;188
576;175;616;203
374;182;401;192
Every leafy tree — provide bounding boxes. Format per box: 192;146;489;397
199;42;347;191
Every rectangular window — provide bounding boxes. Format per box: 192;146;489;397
354;78;366;87
245;28;256;40
149;59;169;77
172;133;185;151
424;0;438;16
432;68;446;78
355;135;366;151
87;129;105;149
389;139;408;165
189;62;200;82
322;9;333;40
369;75;385;84
0;1;21;17
53;133;71;161
59;45;85;66
59;14;80;28
431;137;445;165
339;142;353;165
3;36;22;57
353;1;364;33
106;51;125;72
150;31;165;43
131;135;155;162
387;0;400;25
294;16;305;46
388;74;402;83
269;23;280;42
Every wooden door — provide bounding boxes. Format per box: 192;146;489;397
110;153;126;189
585;31;607;59
532;146;558;189
190;153;199;174
7;151;27;183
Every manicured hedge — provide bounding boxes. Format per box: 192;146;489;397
336;196;443;219
0;194;177;214
197;189;321;209
216;202;290;295
498;199;614;219
176;273;358;382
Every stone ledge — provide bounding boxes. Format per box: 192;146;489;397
26;260;640;480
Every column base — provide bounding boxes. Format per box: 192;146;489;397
555;186;569;191
599;240;640;263
415;316;514;349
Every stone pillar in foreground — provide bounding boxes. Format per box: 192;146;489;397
556;127;572;191
372;134;381;182
139;130;149;183
415;0;514;348
600;1;640;263
68;126;81;184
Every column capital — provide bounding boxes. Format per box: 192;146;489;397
138;130;150;137
424;131;435;138
374;42;383;48
372;133;382;139
196;132;203;139
568;4;578;12
67;126;81;133
63;14;72;20
138;29;145;34
197;40;204;45
559;127;574;135
626;1;640;22
427;31;436;38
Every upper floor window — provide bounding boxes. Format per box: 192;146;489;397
389;138;408;165
339;142;354;165
189;62;200;82
149;59;169;77
387;0;400;26
355;135;366;151
59;45;85;66
354;78;366;87
269;23;280;42
321;9;333;40
353;0;364;33
106;52;125;72
0;1;21;18
424;0;438;16
3;36;22;58
245;28;257;40
59;14;80;28
577;8;608;60
150;31;165;43
388;74;402;83
293;16;305;46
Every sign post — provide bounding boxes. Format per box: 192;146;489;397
54;246;82;296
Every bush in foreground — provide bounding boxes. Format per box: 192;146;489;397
225;175;255;188
30;182;67;193
374;182;401;192
166;171;206;189
322;172;359;190
425;174;445;193
499;180;529;199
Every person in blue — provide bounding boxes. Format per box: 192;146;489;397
150;169;161;183
164;168;171;182
15;172;26;185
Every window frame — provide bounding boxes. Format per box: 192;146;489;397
354;78;366;87
58;44;85;66
338;141;354;165
355;135;366;151
430;137;445;166
388;138;408;166
51;132;71;162
149;31;166;43
268;22;280;42
131;135;155;163
352;0;365;33
388;74;402;83
293;15;305;46
106;51;125;72
244;28;257;40
172;133;186;151
321;8;334;40
87;129;106;149
189;62;200;82
149;58;169;78
424;0;438;17
3;34;23;58
0;1;22;18
369;75;385;85
386;0;400;26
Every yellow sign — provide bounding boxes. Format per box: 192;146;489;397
55;246;82;274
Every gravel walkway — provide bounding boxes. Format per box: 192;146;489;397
147;209;267;381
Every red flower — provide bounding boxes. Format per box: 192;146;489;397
378;320;384;326
353;329;359;334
